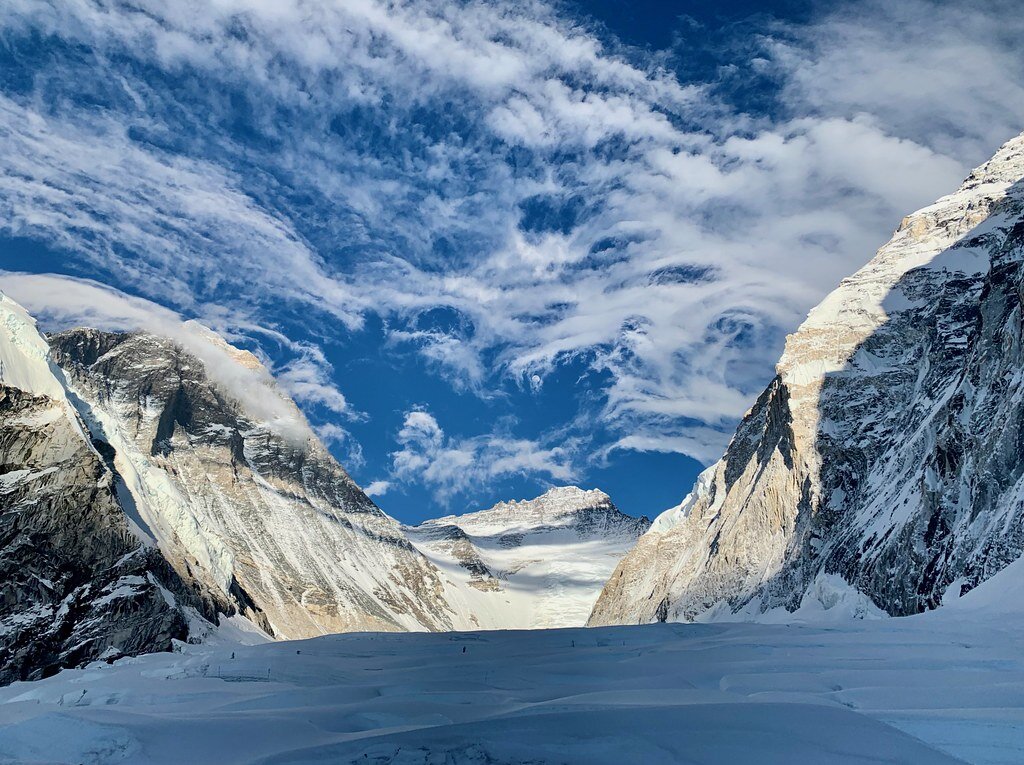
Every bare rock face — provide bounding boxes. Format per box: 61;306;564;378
409;487;649;629
590;132;1024;626
0;297;218;684
48;326;459;639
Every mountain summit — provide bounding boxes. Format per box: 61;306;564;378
47;326;462;639
0;302;645;681
409;487;649;629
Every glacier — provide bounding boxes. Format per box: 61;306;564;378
1;573;1022;764
406;487;649;629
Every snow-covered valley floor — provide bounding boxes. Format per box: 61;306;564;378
1;604;1022;765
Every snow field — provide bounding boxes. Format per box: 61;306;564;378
1;601;1021;764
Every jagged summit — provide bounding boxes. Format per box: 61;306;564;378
424;486;642;535
590;131;1024;627
409;488;649;629
47;326;463;639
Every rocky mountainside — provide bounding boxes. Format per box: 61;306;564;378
0;296;225;684
0;292;489;683
47;326;461;639
590;132;1024;626
408;487;649;629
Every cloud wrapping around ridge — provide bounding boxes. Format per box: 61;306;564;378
0;0;1022;500
1;273;361;453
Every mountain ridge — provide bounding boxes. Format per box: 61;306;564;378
0;300;645;680
409;486;649;629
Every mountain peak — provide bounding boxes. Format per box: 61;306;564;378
536;485;611;504
422;485;638;535
46;324;465;639
0;292;70;402
408;485;649;630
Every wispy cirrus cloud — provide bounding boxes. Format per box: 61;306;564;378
0;0;1022;504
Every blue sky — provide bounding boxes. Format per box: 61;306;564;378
0;0;1022;523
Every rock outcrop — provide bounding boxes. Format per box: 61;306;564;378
0;296;220;684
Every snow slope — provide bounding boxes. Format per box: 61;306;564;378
0;601;1020;764
406;487;649;629
591;131;1024;626
0;294;72;403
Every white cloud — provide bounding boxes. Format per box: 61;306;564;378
0;272;358;448
364;480;392;498
769;0;1024;160
0;94;368;329
0;0;1021;494
389;409;576;504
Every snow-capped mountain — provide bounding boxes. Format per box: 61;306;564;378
0;296;225;683
1;295;480;681
591;132;1024;626
0;289;653;681
47;327;460;640
408;487;649;629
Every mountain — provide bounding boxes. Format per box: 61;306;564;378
590;132;1024;626
0;288;651;681
47;326;461;639
407;487;649;629
0;294;486;681
0;296;225;683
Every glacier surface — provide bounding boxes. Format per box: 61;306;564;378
0;585;1022;764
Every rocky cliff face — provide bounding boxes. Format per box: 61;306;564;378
48;327;460;639
0;297;221;684
590;132;1024;626
409;487;649;629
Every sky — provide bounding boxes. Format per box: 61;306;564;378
0;0;1022;523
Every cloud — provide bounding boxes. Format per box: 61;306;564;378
364;480;392;498
768;0;1024;159
389;409;577;504
0;272;358;449
0;0;1021;500
0;93;367;329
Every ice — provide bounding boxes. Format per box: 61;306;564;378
0;293;68;401
0;293;87;441
1;603;1020;764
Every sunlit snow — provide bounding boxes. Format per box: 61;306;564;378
2;572;1023;765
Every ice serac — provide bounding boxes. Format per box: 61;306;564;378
0;295;220;684
408;487;649;629
590;132;1024;626
48;327;459;639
